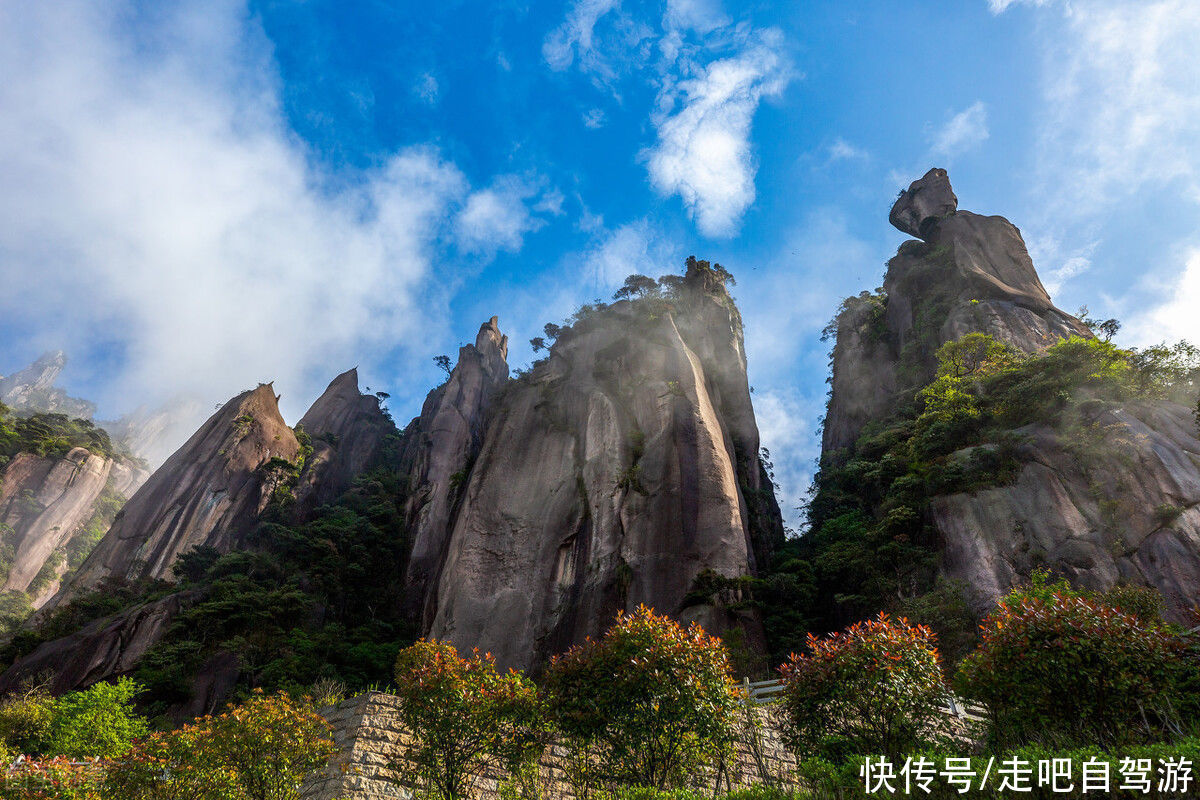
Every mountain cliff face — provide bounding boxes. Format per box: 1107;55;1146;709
49;384;302;606
420;265;779;670
2;262;781;698
0;448;147;608
818;168;1200;621
398;317;510;627
824;169;1091;455
294;368;392;518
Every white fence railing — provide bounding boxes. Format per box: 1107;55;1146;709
738;678;987;721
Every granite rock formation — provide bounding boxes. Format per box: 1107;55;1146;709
0;593;187;695
47;384;301;607
823;169;1200;619
0;448;148;607
4;269;782;693
824;169;1091;454
397;317;510;627
294;368;393;518
421;268;780;670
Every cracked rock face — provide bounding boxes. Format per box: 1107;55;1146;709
934;402;1200;620
398;317;510;627
0;593;187;695
422;280;777;672
47;384;300;609
0;448;148;608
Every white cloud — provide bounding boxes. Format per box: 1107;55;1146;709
664;0;728;34
1128;249;1200;345
643;29;789;237
930;101;989;160
542;0;623;74
456;176;550;256
1042;255;1092;296
1000;1;1200;341
988;0;1052;13
828;138;868;163
1033;1;1200;218
534;188;566;216
414;71;439;104
0;1;532;429
583;108;607;128
581;219;678;287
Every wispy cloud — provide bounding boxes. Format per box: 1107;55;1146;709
456;175;552;256
413;71;439;105
543;3;790;239
581;218;679;287
644;29;789;237
542;0;649;84
1128;249;1200;345
930;101;989;160
988;0;1052;14
828;138;868;163
998;0;1200;336
0;1;539;427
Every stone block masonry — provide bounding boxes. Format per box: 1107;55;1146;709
301;692;802;800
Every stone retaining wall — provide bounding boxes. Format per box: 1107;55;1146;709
301;692;800;800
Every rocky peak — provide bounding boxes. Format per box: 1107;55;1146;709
823;169;1091;454
0;351;95;419
47;383;301;608
423;291;779;672
399;318;512;626
0;350;66;395
293;368;394;516
475;316;509;364
889;167;958;239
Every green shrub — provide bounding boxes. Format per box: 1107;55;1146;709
393;640;546;800
955;585;1190;749
544;605;740;792
46;677;148;759
778;612;946;761
0;685;54;760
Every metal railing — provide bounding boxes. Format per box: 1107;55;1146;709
738;677;987;721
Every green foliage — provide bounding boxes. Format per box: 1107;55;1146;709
104;689;337;800
0;406;121;461
779;613;946;761
544;605;740;792
1;576;175;667
768;329;1200;660
613;275;661;301
130;459;413;712
45;678;148;759
393;640;547;800
0;685;54;760
0;590;34;640
955;579;1194;749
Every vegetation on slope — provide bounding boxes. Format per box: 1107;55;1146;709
3;434;415;718
751;312;1200;667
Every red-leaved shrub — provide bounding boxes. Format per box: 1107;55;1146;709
778;612;945;760
955;590;1188;748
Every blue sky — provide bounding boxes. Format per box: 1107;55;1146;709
2;0;1199;525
